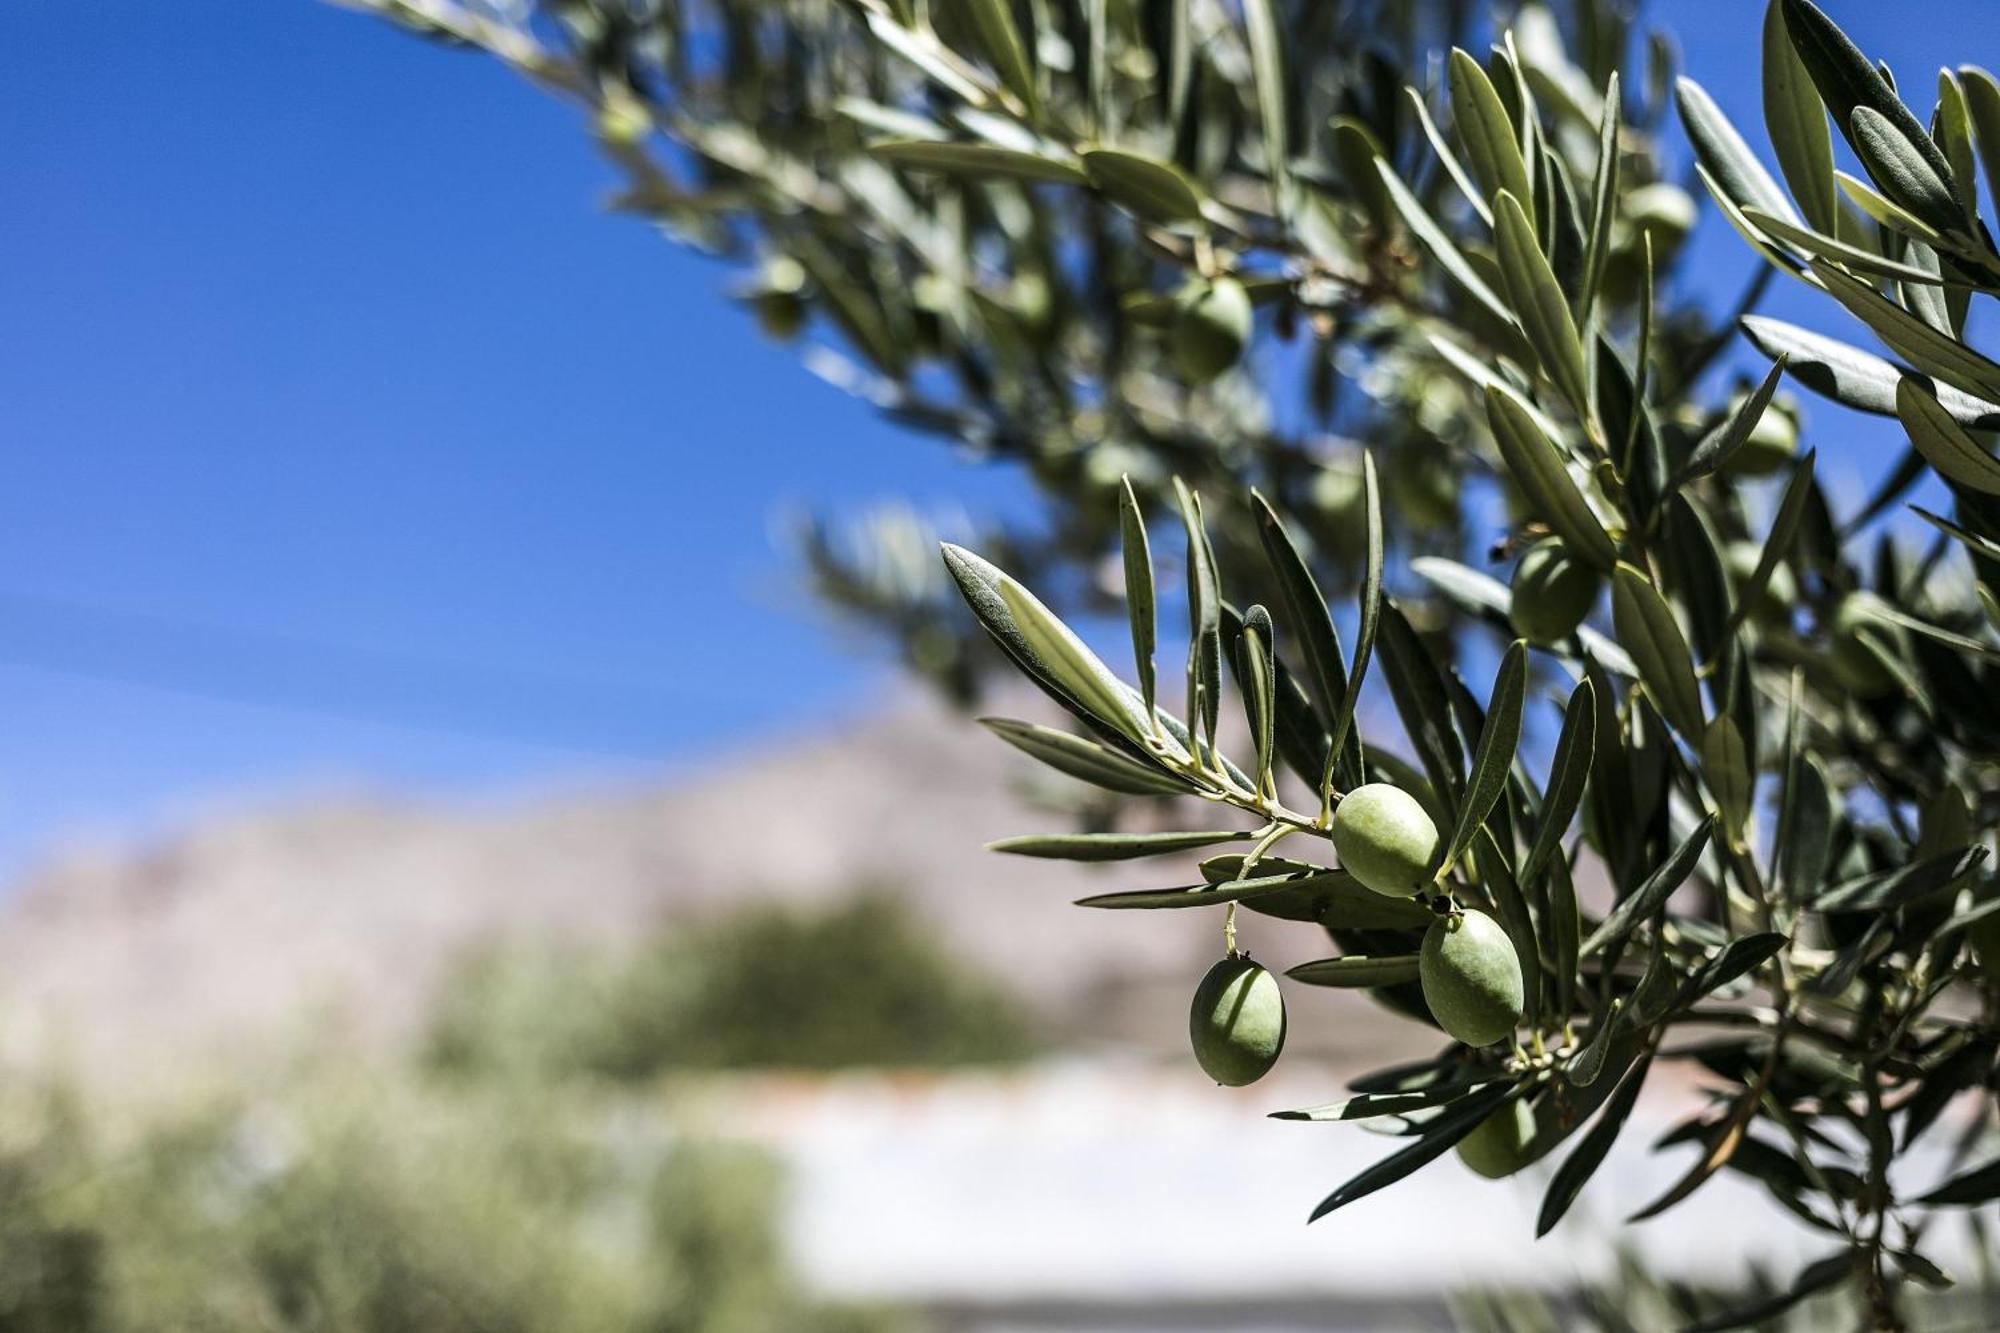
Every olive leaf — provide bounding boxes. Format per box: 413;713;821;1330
868;139;1085;183
1405;85;1492;226
1241;0;1287;214
964;0;1038;113
1076;871;1336;910
1810;261;2000;405
1286;954;1422;988
1175;479;1223;756
990;829;1252;861
1537;1047;1654;1237
997;572;1154;743
1081;147;1204;224
1743;316;2000;428
1676;356;1790;486
1375;159;1519;331
1307;1082;1517;1221
1611;565;1705;740
1682;1254;1852;1332
1238;604;1278;791
1328;453;1383;786
1485;385;1619;571
1960;64;2000;213
1449;49;1535;210
1251;492;1347;767
1780;0;1958;192
1494;191;1591;417
1676;76;1800;226
1812;847;1988;913
1762;0;1836;233
1119;478;1157;715
1849;107;1962;237
979;718;1187;796
1581;814;1718;958
1272;1075;1500;1124
1896;376;2000;495
1700;717;1753;844
1738;207;1945;286
1410;558;1637;674
1377;601;1466;807
1436;640;1527;879
1576;71;1620;325
1518;678;1597;891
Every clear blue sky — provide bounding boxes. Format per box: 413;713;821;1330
0;1;1992;876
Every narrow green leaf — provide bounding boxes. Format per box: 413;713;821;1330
1241;0;1287;214
1081;147;1204;224
992;829;1252;861
1678;356;1790;485
1286;954;1422;989
1438;641;1527;878
1685;932;1788;1001
1486;386;1620;571
1175;479;1222;756
1611;565;1705;740
1405;85;1493;226
1494;192;1591;417
1917;1156;2000;1206
1538;1048;1654;1236
1240;605;1278;791
1959;66;2000;221
1738;207;1948;286
1375;160;1519;330
979;718;1187;796
868;139;1085;183
1897;377;2000;495
1683;1254;1851;1331
1810;261;2000;410
1308;1083;1516;1221
1581;815;1717;958
1836;167;1947;246
997;574;1152;742
1743;317;2000;429
1520;679;1597;890
1251;492;1343;737
1119;479;1157;716
1410;558;1636;675
1076;870;1338;911
1377;602;1465;806
1577;72;1620;325
965;0;1038;113
1721;449;1815;646
1763;0;1836;233
1850;106;1963;236
1449;49;1534;210
1813;847;1987;912
1701;717;1754;843
1328;454;1383;782
1781;0;1957;191
1272;1076;1499;1124
1676;76;1800;225
1777;752;1835;903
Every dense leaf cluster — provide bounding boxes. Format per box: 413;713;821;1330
347;0;2000;1325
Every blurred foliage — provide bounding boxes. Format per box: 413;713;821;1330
0;1076;900;1333
426;892;1040;1080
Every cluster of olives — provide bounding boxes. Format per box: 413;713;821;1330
1188;783;1527;1089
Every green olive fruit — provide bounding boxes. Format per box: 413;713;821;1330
1830;591;1901;698
1172;276;1252;383
1188;956;1286;1086
1420;910;1525;1048
1720;392;1800;477
1331;784;1440;898
1509;539;1602;645
1723;541;1796;625
1456;1097;1541;1179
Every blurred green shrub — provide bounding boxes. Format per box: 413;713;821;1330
0;1076;900;1333
426;893;1040;1081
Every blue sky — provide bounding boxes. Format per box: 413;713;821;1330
0;1;1993;876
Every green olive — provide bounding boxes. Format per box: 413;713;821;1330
1456;1097;1541;1179
1173;276;1252;383
1509;539;1602;645
1420;910;1525;1048
1331;784;1440;898
1829;591;1901;697
1188;956;1286;1086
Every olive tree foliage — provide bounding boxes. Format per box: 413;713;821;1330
340;0;2000;1326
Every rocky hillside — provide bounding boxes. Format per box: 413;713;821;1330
0;694;1429;1086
